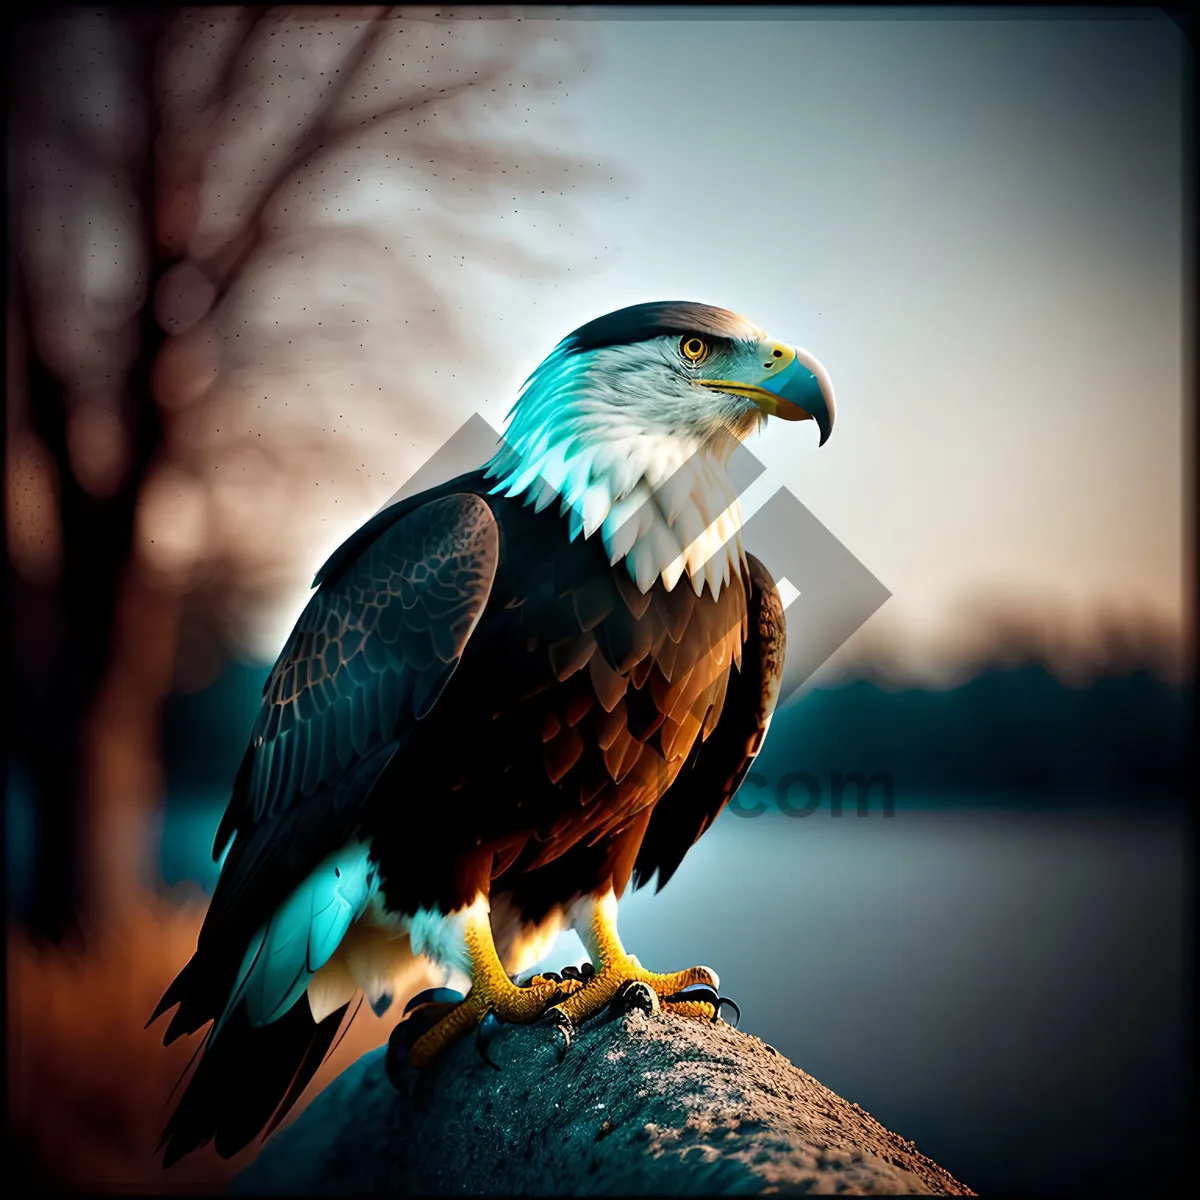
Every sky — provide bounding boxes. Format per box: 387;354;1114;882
249;8;1189;683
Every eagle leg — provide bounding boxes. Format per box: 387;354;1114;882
546;887;721;1030
404;897;578;1070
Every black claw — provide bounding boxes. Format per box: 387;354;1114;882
386;1018;424;1095
618;979;659;1016
561;964;584;982
666;982;720;1011
539;1008;574;1061
579;961;596;979
397;1002;460;1044
385;1021;407;1089
475;1009;504;1070
403;986;465;1016
663;982;741;1027
536;970;562;985
666;982;718;1003
386;991;466;1093
386;985;493;1102
717;996;741;1028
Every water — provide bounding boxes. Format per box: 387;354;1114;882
154;797;1189;1194
604;804;1190;1195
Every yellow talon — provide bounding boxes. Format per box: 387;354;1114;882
662;998;720;1021
548;889;719;1028
528;973;584;996
407;898;567;1070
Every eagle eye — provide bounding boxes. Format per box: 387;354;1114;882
679;336;710;365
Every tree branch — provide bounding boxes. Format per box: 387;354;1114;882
200;7;396;297
321;63;512;143
200;8;271;113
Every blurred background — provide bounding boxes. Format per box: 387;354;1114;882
5;6;1192;1195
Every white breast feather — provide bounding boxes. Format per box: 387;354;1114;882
484;343;749;601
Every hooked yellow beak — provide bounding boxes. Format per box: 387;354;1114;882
697;341;836;445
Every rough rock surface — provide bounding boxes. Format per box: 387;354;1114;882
234;1005;975;1195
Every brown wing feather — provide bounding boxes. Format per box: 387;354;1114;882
629;553;786;893
153;492;499;1041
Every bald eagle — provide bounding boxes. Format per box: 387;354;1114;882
150;301;835;1166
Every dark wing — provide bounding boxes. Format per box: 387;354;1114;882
152;491;499;1043
630;552;785;892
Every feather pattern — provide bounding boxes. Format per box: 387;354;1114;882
632;552;786;892
211;835;375;1039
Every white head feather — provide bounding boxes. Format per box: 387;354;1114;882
484;335;764;600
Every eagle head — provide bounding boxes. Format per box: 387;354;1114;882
484;301;835;597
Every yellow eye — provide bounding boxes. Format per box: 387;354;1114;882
679;336;709;364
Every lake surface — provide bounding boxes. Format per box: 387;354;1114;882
126;798;1200;1193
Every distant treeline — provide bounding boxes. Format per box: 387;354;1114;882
756;667;1190;801
161;660;1191;804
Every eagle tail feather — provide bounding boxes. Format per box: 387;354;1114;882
265;992;364;1138
158;995;355;1168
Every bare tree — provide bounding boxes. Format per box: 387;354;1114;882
7;6;610;1187
8;2;607;935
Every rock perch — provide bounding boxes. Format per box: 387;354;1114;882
234;1006;975;1195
